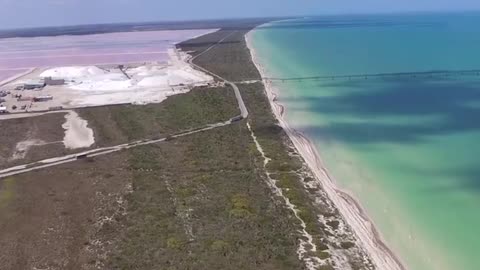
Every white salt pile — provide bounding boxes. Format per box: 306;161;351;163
35;49;214;107
40;66;106;78
62;111;95;149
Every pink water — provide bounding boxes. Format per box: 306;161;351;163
0;69;29;83
0;29;215;79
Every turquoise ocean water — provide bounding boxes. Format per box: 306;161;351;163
250;12;480;270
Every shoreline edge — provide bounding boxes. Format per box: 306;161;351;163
245;26;406;270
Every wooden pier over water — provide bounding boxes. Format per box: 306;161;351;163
258;69;480;83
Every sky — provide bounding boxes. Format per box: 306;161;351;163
1;0;480;29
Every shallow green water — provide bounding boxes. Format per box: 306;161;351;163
250;12;480;270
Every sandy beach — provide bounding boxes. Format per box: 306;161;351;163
245;30;406;270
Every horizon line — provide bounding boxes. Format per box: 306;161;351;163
1;9;480;33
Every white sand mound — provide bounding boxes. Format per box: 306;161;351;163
138;76;169;87
168;68;211;85
41;66;106;78
70;84;190;106
129;66;166;76
62;111;95;149
70;78;133;91
33;49;214;107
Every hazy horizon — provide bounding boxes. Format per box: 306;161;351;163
2;9;480;31
1;0;480;30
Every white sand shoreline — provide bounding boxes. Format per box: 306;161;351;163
245;29;406;270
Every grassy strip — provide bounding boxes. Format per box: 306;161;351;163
37;25;372;270
180;27;338;266
0;178;15;209
0;112;68;169
79;85;239;146
108;123;304;270
179;27;375;269
178;30;261;82
240;82;333;251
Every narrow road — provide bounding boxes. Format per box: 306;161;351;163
0;120;232;179
187;31;249;118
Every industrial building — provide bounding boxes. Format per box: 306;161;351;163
17;96;33;102
44;77;65;86
0;106;7;114
33;95;53;102
23;79;46;90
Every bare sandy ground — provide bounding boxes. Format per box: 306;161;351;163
11;139;46;160
246;30;406;270
62;111;94;149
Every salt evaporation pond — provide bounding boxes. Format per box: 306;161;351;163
250;12;480;270
0;69;29;84
0;29;216;79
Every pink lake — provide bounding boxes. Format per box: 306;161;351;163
0;29;216;80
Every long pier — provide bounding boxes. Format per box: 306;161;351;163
261;69;480;82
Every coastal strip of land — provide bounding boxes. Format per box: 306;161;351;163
0;22;401;270
245;27;405;270
179;26;385;269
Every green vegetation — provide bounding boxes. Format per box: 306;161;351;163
317;250;331;260
167;237;184;250
178;28;374;269
0;178;15;209
80;54;308;268
229;193;253;218
0;26;373;270
178;30;262;81
0;112;67;169
326;220;340;230
79;85;239;146
240;81;329;241
341;241;356;250
210;240;230;253
107;123;304;270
